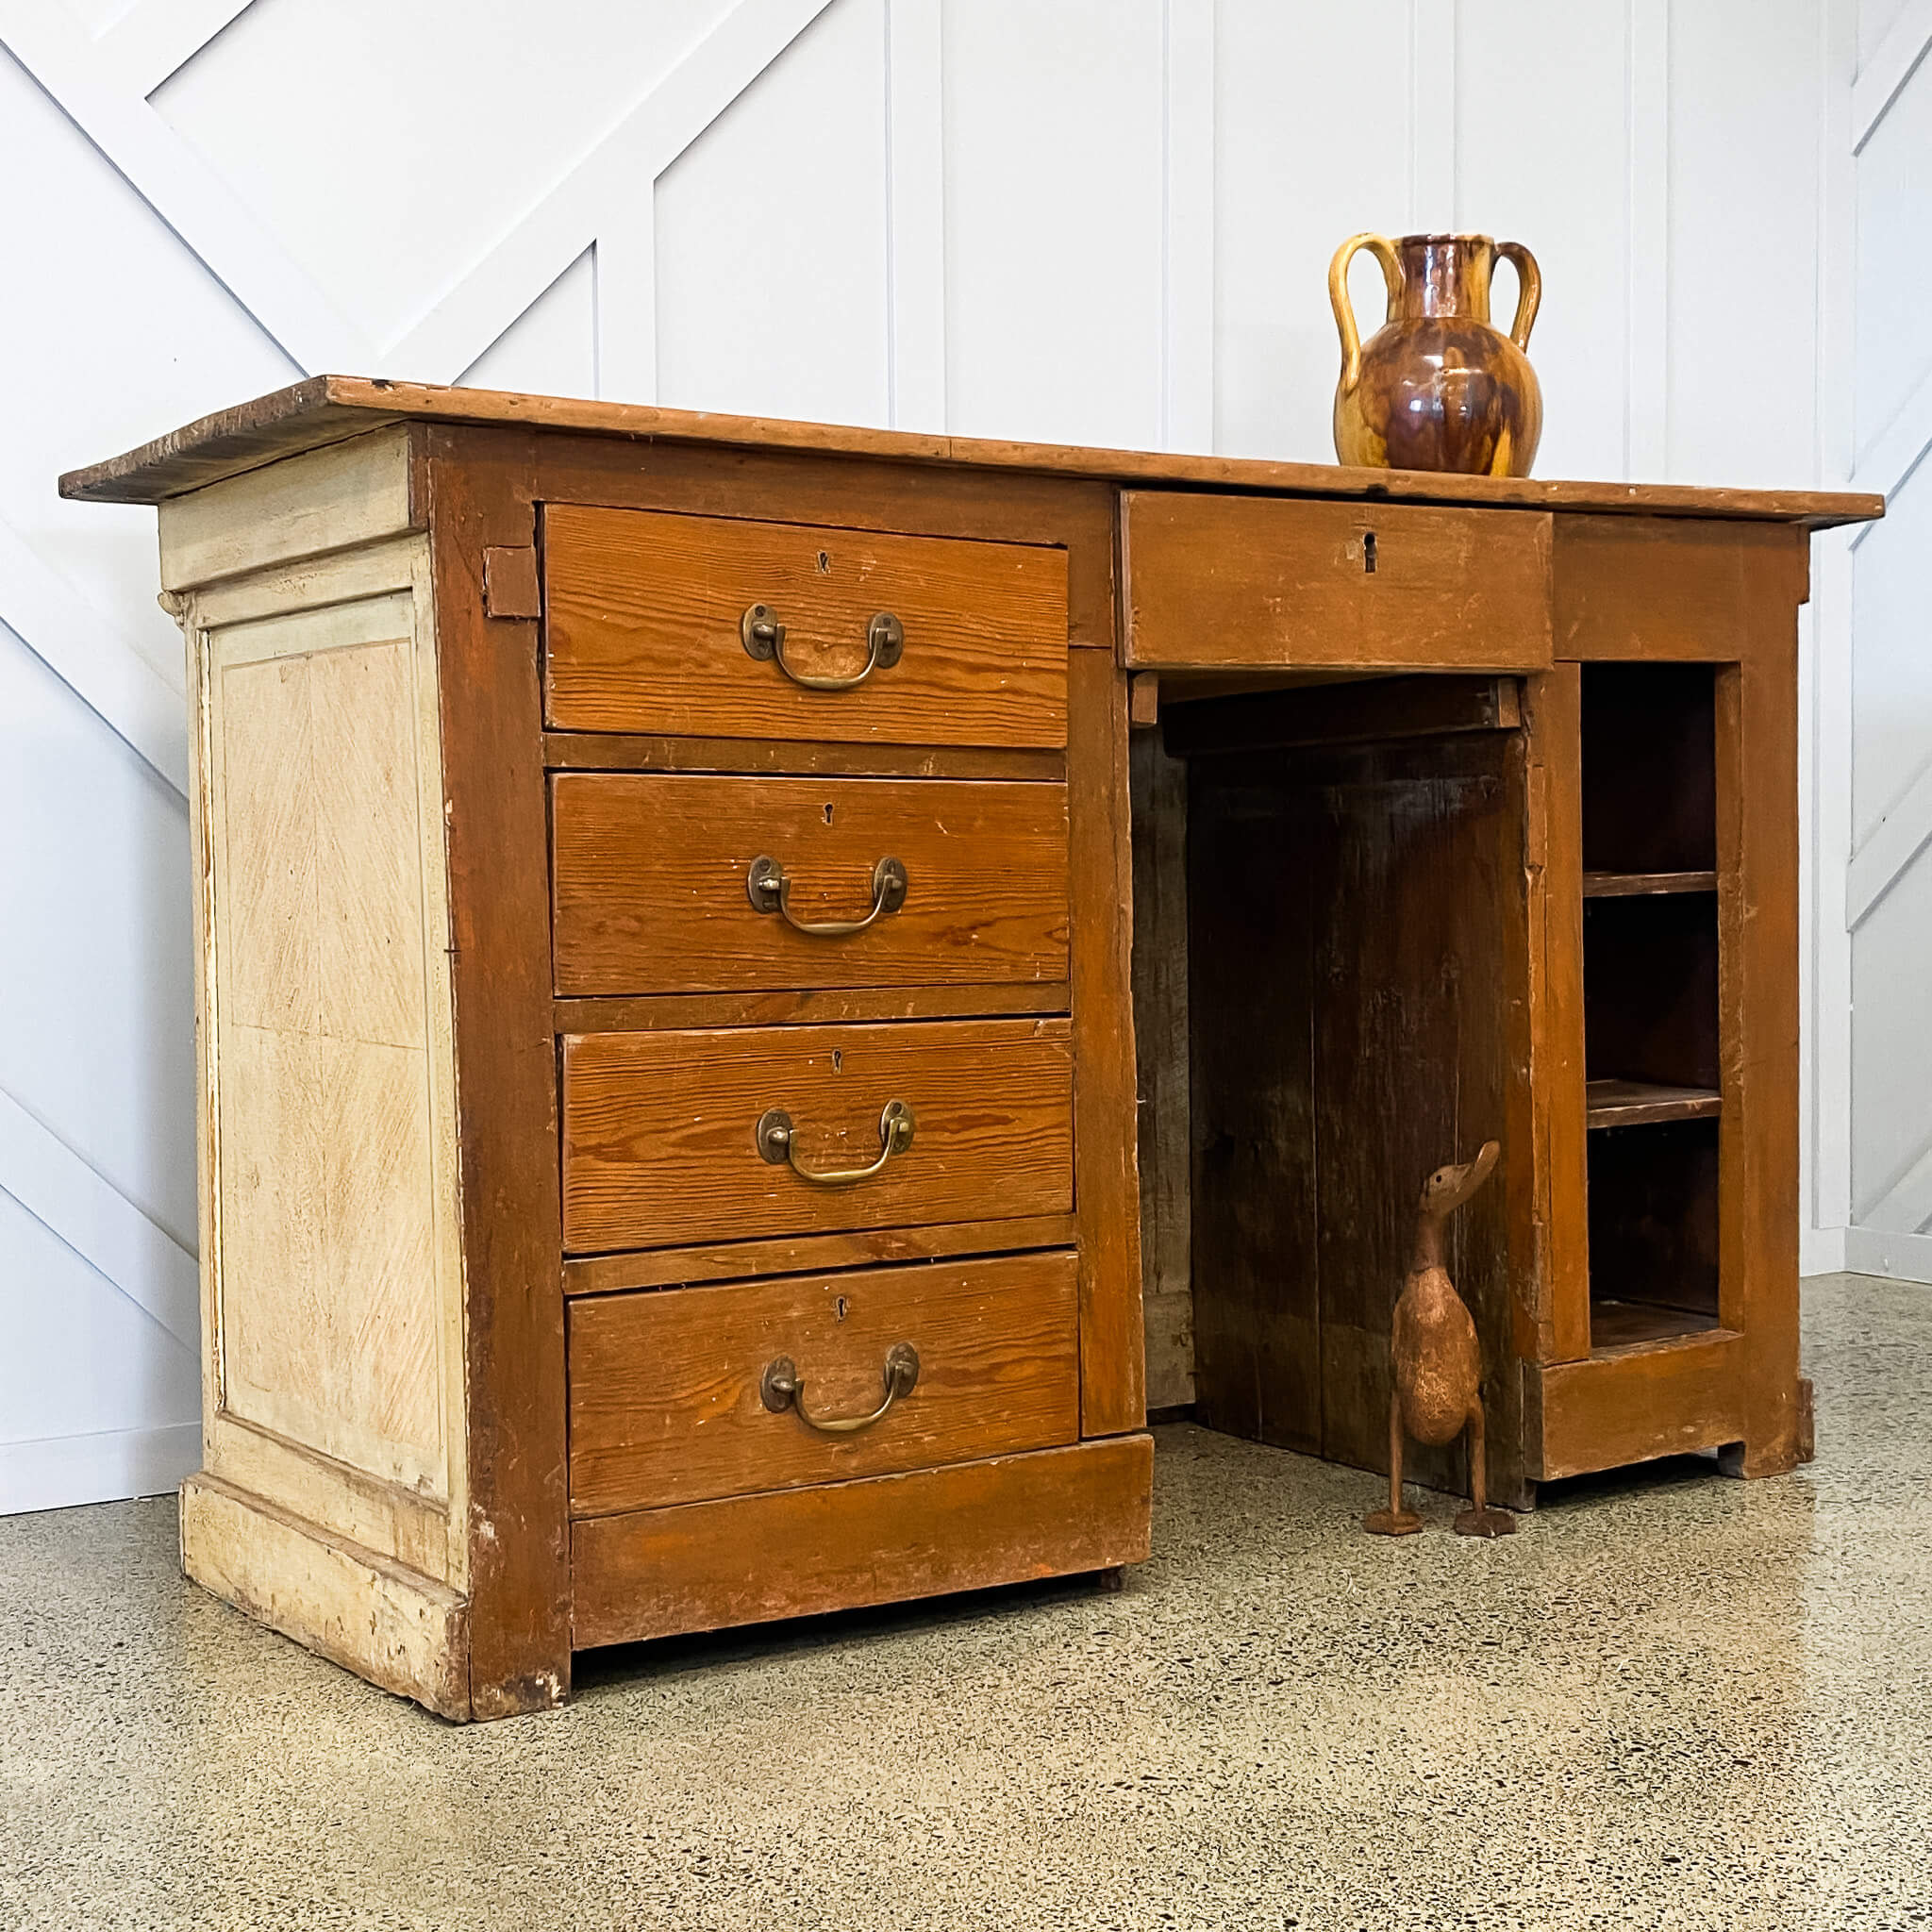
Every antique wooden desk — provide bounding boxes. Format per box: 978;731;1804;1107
62;381;1880;1720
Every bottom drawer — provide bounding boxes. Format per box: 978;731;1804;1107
567;1251;1079;1516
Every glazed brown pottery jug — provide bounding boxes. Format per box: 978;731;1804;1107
1329;232;1543;476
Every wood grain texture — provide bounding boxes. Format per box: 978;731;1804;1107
570;1433;1154;1650
542;731;1063;782
1068;647;1146;1437
425;427;570;1718
1130;730;1192;1410
1555;517;1806;661
204;586;456;1500
561;1018;1074;1254
182;1474;469;1721
530;434;1118;653
1585;1080;1723;1127
551;773;1069;995
63;375;1883;529
1528;1330;1744;1481
1582;871;1718;897
158;425;416;591
556;983;1070;1035
1521;667;1591;1366
1188;727;1536;1506
544;505;1068;748
1122;493;1553;673
562;1214;1080;1296
1716;558;1807;1474
1162;673;1520;758
567;1253;1079;1515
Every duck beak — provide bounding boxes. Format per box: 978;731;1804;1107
1440;1139;1502;1211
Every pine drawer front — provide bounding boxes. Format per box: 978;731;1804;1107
543;505;1069;747
1121;491;1553;672
551;773;1070;996
567;1252;1079;1515
561;1018;1075;1253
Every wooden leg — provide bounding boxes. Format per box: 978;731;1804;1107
1363;1393;1424;1536
1454;1398;1517;1538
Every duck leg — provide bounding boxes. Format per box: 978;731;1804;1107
1363;1391;1424;1535
1453;1398;1517;1538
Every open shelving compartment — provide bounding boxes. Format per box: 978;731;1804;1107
1578;662;1725;1351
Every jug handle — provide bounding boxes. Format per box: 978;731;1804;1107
1496;241;1541;350
1328;233;1403;393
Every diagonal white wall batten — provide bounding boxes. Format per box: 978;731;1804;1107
1852;0;1932;150
96;0;258;98
1846;758;1932;929
0;1085;199;1352
1851;358;1932;512
0;514;187;795
0;2;368;368
0;0;1920;1525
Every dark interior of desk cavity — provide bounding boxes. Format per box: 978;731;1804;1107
1141;675;1533;1504
1133;663;1725;1505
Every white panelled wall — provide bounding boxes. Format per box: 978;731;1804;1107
0;0;1913;1513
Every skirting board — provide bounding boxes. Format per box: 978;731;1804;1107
0;1421;198;1517
1841;1225;1932;1284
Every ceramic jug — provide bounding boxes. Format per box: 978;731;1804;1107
1328;232;1543;477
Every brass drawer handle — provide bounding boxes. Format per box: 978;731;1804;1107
741;603;906;692
756;1099;914;1186
761;1341;920;1435
746;855;908;936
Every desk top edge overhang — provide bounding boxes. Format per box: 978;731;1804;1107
59;373;1885;530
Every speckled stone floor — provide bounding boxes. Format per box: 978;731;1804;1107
4;1271;1930;1931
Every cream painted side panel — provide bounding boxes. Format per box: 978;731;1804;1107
173;499;466;1587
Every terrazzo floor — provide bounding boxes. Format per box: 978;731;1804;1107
4;1271;1930;1930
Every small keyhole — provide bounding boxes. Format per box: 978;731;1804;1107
831;1049;843;1073
835;1296;849;1322
824;803;834;824
816;551;831;574
1362;530;1378;575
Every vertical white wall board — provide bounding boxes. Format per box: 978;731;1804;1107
1853;37;1932;449
152;0;737;349
458;248;599;397
0;627;197;1255
1;0;1921;1516
1211;0;1414;462
1669;0;1823;488
1454;0;1633;484
941;0;1164;447
657;0;891;426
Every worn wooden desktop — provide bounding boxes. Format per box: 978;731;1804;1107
62;380;1880;1720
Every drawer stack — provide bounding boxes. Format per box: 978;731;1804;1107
541;500;1143;1646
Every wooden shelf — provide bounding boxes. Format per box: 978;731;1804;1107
1589;1299;1725;1351
1583;870;1718;897
1586;1079;1722;1129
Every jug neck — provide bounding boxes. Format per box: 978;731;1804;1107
1392;234;1494;323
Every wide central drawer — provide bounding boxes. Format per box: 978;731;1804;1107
543;505;1069;748
560;1017;1074;1253
567;1251;1080;1515
1121;491;1552;672
551;772;1070;996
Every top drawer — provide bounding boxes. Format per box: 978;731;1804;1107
544;506;1069;748
1121;492;1552;674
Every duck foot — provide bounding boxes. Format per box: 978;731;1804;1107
1363;1507;1424;1536
1453;1506;1517;1539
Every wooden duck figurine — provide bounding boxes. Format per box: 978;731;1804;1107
1363;1138;1516;1539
